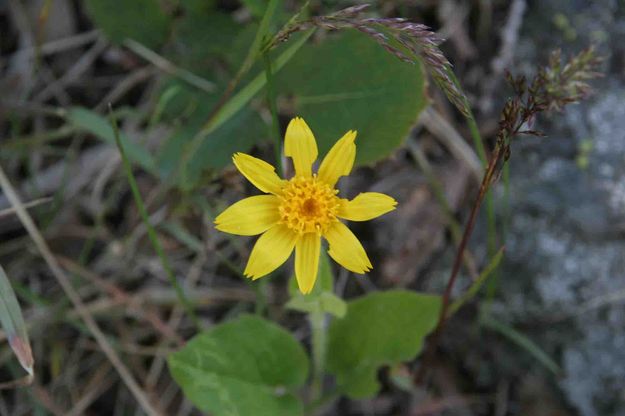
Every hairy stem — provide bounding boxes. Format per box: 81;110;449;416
309;307;327;403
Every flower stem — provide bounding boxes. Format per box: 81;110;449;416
448;68;500;305
309;307;327;402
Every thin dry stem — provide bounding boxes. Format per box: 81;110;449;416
0;164;162;416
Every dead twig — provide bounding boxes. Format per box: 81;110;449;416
0;197;52;219
123;39;215;93
35;37;109;103
0;164;162;415
58;257;185;346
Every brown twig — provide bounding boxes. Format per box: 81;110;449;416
58;257;185;346
416;141;503;383
416;45;603;383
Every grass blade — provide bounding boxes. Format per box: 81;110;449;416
0;264;33;376
108;107;201;330
123;39;215;93
448;247;505;316
198;29;314;138
481;314;561;375
0;161;159;414
66;107;157;174
178;29;314;183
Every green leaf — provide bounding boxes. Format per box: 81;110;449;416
275;30;428;165
171;11;241;75
175;30;314;189
156;85;264;186
319;292;347;319
66;107;157;174
239;0;287;37
168;315;309;416
0;265;33;375
327;290;440;398
196;30;314;139
84;0;171;49
286;251;346;317
241;0;276;19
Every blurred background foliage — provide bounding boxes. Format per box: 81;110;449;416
0;0;624;415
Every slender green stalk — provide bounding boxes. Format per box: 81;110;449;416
480;312;561;375
123;39;215;93
263;52;283;176
309;307;327;402
109;108;200;330
1;125;75;149
448;247;504;316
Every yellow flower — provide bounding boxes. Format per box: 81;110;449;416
214;117;397;294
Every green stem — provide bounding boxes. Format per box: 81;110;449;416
253;278;269;316
309;307;327;403
109;108;201;330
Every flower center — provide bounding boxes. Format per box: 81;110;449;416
279;176;340;234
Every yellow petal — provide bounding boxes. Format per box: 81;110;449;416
295;233;321;294
338;192;397;221
318;130;357;187
233;153;285;195
284;117;318;177
244;224;297;280
215;195;281;236
324;221;372;274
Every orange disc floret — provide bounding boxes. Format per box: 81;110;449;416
278;175;340;235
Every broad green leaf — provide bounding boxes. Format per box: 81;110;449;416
84;0;171;49
168;315;309;416
319;292;347;318
66;107;157;174
171;11;241;76
327;290;440;398
0;265;33;375
275;30;428;165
